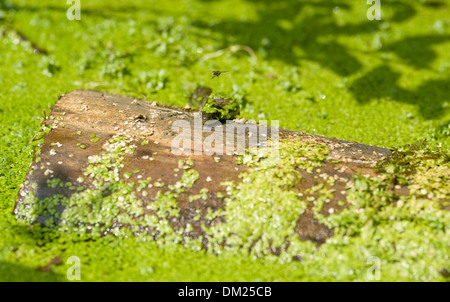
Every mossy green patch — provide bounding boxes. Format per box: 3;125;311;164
201;95;240;121
16;137;333;264
205;139;329;262
5;135;450;281
313;142;450;281
16;136;206;249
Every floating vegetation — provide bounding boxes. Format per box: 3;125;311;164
16;136;331;262
201;95;240;121
13;134;450;279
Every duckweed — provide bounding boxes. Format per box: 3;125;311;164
2;0;450;282
16;137;208;249
17;137;331;261
180;169;199;189
11;132;450;281
137;178;152;192
312;142;450;281
203;139;329;262
201;95;240;121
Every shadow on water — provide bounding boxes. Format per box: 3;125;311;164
383;35;450;69
2;0;449;119
192;0;419;71
193;1;367;76
191;0;450;120
349;64;450;119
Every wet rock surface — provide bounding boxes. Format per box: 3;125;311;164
15;90;393;246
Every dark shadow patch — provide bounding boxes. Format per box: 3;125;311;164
349;64;450;119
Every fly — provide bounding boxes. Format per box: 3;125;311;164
211;70;228;79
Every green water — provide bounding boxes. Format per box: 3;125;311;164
0;0;449;281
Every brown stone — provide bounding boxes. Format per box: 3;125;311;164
15;90;393;244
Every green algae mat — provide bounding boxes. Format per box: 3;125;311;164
1;0;450;281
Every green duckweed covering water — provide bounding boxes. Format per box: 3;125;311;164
1;0;450;281
11;135;450;281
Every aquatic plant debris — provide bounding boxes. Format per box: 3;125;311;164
201;94;240;121
14;91;449;278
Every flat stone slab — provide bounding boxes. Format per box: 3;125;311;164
15;90;392;248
